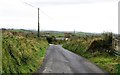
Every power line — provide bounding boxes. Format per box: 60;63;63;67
40;9;53;20
20;1;40;37
20;1;63;30
21;1;53;19
39;9;63;27
23;2;36;8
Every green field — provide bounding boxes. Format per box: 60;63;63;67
2;29;48;73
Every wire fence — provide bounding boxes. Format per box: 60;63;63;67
113;50;120;56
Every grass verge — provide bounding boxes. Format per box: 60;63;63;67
2;30;48;74
63;38;120;73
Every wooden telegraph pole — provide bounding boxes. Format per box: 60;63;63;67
74;29;75;34
38;8;40;37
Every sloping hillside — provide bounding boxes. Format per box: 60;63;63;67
2;29;48;73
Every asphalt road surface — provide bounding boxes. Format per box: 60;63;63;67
36;44;107;73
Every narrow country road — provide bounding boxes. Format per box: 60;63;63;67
36;44;107;73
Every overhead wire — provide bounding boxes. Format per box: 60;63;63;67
20;0;63;26
23;2;36;8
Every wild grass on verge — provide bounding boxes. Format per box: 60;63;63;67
2;30;48;73
63;32;120;73
84;52;120;73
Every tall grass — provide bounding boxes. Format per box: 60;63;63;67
63;32;120;73
2;30;48;74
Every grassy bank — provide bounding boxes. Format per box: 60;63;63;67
2;29;48;73
0;29;2;74
63;33;120;73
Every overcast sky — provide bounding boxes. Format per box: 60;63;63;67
0;0;119;33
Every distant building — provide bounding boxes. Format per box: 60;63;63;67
56;38;64;40
64;33;72;38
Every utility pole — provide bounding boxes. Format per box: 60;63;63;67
22;2;40;37
74;29;75;34
38;8;40;37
